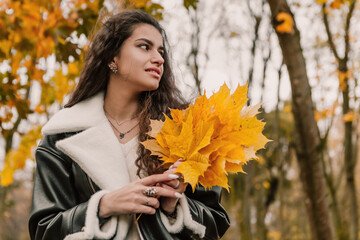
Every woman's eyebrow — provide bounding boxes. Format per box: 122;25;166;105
135;38;164;50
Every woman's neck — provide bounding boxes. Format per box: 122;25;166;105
104;79;139;120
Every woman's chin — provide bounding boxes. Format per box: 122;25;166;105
143;82;160;92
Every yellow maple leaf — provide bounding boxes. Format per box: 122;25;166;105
240;104;261;118
276;12;294;34
141;139;166;157
176;153;211;190
198;157;228;190
225;161;245;174
148;119;164;138
161;114;182;137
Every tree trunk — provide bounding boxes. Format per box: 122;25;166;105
340;60;358;240
266;1;334;239
255;179;267;240
238;163;253;240
321;0;358;237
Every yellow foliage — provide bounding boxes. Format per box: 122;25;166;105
268;230;281;240
330;0;345;9
315;0;327;4
315;109;332;121
276;12;294;34
134;0;150;8
0;126;43;186
34;104;46;114
52;69;75;104
283;105;292;113
229;32;239;38
343;111;356;122
10;51;23;74
142;83;270;191
0;167;15;187
0;40;11;57
67;62;80;76
263;181;270;189
338;70;350;91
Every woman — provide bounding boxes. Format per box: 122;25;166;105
29;10;230;240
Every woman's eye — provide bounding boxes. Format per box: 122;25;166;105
139;44;149;50
159;51;165;57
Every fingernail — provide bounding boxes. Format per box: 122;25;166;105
169;165;174;169
178;158;183;161
175;192;183;198
168;174;179;179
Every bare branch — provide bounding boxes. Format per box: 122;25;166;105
322;4;340;61
344;0;357;63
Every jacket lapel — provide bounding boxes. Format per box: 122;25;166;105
42;92;132;190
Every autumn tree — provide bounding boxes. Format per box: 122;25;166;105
0;0;165;237
320;1;358;239
266;0;335;239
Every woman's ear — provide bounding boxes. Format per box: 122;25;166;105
109;58;116;65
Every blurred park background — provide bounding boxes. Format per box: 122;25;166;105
1;0;360;239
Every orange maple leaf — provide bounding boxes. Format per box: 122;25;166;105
276;12;294;34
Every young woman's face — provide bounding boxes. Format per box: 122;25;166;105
113;23;165;92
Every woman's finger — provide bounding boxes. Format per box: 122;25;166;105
144;196;160;209
169;158;183;169
139;173;178;186
142;185;182;198
134;204;157;215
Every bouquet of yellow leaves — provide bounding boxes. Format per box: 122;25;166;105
142;83;270;191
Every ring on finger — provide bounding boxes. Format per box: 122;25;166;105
174;180;180;189
145;197;150;206
143;186;157;197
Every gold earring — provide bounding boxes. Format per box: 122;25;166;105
108;62;118;73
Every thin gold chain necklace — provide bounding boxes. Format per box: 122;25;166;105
106;117;139;139
103;108;136;126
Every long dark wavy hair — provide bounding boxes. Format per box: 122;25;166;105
65;10;188;176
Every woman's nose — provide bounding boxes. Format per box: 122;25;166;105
151;52;164;65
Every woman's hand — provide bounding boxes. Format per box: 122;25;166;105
98;173;181;218
159;159;188;214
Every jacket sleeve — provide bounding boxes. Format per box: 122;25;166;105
28;134;117;240
139;185;230;240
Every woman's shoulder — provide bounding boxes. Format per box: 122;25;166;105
36;132;79;163
38;132;77;148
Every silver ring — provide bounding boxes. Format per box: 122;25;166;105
174;180;180;189
143;187;157;197
145;197;150;206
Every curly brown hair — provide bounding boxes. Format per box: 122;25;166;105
65;10;188;176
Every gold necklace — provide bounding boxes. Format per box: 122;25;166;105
104;108;136;126
106;117;139;139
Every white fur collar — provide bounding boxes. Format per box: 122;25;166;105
42;92;132;191
42;92;106;135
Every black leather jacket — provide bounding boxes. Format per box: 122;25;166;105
29;133;230;239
